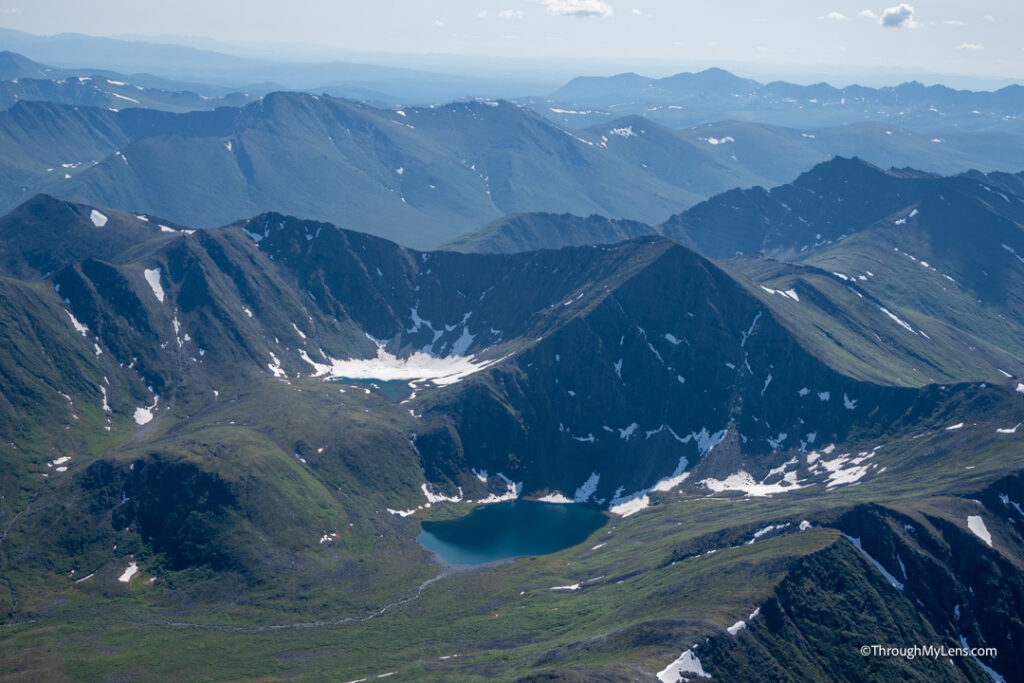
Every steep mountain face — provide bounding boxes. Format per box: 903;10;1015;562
664;158;1024;386
535;67;1024;133
571;114;769;198
661;157;935;259
236;211;991;506
699;484;1024;682
410;241;931;506
0;94;751;247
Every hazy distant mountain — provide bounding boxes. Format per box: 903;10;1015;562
0;50;64;80
0;50;262;107
530;67;1024;134
441;212;657;253
676;120;1024;183
0;28;552;104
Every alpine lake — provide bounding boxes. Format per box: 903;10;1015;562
417;500;609;566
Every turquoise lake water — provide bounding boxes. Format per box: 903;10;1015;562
417;500;608;566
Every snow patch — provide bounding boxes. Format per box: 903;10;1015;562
844;535;903;590
967;515;992;546
813;445;880;488
538;492;574;504
133;396;159;425
89;210;108;227
609;491;649;517
267;352;286;378
700;470;806;497
726;620;747;636
476;472;520;504
66;310;88;336
574;472;600;503
317;338;501;387
143;268;164;303
421;483;463;504
118;562;139;583
879;306;916;334
658;648;709;681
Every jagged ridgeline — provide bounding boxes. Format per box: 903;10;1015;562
0;194;972;505
1;188;1023;680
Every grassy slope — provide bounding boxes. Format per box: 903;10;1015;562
1;379;1022;680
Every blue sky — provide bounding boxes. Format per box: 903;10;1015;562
0;1;1021;80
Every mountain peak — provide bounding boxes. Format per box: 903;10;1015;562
0;195;170;279
0;50;55;80
792;156;887;187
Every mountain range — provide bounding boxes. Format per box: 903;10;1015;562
530;66;1024;134
2;90;1023;249
0;49;260;106
1;156;1022;678
0;29;554;104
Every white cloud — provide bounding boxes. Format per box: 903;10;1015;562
432;19;445;27
859;9;878;19
983;14;994;22
540;0;614;19
0;7;19;13
499;9;525;19
631;8;641;16
475;10;488;18
880;4;917;28
942;19;965;26
823;12;848;21
956;43;984;50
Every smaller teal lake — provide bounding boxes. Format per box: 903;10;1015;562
417;500;608;566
